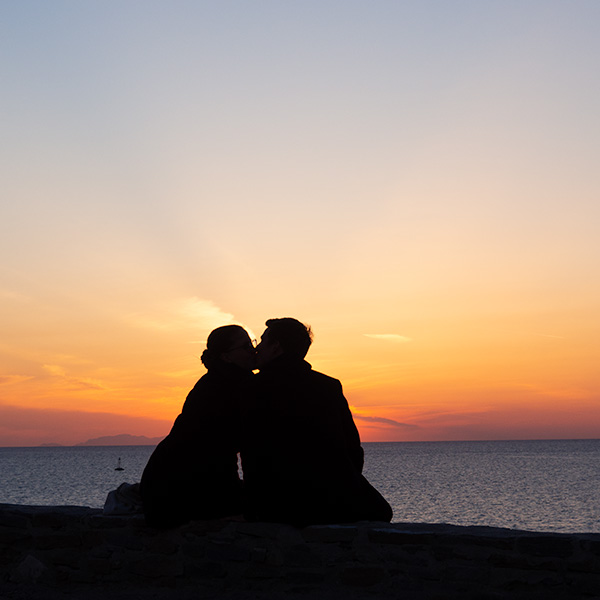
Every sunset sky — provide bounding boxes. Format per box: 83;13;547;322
2;1;600;446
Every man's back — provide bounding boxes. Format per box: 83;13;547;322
241;355;392;525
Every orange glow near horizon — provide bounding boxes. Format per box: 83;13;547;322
1;295;599;446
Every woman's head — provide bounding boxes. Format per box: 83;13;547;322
201;325;256;371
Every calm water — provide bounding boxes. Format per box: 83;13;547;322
0;440;598;533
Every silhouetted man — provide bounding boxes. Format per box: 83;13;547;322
241;317;392;526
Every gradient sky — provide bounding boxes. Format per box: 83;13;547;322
2;1;600;446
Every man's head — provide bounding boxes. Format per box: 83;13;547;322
256;317;313;368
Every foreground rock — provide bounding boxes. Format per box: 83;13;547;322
1;504;599;599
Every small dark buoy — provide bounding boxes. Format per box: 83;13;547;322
115;457;124;471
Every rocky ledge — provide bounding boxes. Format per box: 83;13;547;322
1;504;599;599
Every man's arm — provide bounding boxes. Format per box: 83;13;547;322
336;381;365;472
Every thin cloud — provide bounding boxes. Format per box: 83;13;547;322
354;414;419;430
42;364;106;391
178;297;235;326
43;364;67;377
127;297;236;332
0;375;34;386
364;334;412;343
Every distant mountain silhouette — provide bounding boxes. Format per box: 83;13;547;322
76;434;164;446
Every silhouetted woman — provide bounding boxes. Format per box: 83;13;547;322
140;325;255;528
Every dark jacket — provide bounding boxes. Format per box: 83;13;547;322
241;355;392;526
140;362;251;528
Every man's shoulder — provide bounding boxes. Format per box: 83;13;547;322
257;359;342;390
305;368;342;389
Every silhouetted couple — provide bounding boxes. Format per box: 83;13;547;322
140;318;392;528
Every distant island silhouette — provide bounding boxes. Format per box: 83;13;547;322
77;434;164;446
40;434;165;447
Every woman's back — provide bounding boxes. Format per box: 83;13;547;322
140;363;251;528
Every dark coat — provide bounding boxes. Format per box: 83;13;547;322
240;355;392;526
140;362;251;528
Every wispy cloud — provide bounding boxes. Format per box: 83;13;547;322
364;334;412;343
178;297;235;326
127;297;236;333
43;364;68;377
0;375;34;386
354;414;419;430
42;364;106;390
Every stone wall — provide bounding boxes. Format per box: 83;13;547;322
1;503;599;599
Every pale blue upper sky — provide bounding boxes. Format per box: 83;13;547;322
3;0;599;313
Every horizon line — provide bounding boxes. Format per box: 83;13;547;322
2;437;599;449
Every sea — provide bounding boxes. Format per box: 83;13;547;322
0;439;598;534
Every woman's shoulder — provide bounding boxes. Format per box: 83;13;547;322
188;368;253;393
183;372;221;404
182;370;253;415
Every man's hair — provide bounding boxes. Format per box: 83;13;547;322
265;318;313;359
